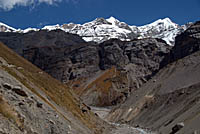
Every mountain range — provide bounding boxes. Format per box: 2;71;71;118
0;17;200;134
0;17;189;46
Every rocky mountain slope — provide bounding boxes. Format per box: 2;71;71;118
0;17;186;45
0;30;171;107
0;43;111;134
107;21;200;134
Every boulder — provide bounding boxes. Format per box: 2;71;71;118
2;83;12;90
12;86;28;97
170;122;184;134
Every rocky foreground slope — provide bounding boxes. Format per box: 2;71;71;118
0;43;111;134
107;21;200;134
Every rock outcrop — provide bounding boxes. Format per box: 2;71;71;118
0;30;170;106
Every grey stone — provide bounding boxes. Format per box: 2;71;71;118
2;83;12;90
12;86;28;97
170;122;184;134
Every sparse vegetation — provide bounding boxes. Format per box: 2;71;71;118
73;66;128;106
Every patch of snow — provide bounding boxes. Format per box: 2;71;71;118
42;24;62;31
23;28;39;33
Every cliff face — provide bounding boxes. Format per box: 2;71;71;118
0;43;110;134
0;30;170;106
107;21;200;134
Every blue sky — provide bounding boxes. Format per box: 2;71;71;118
0;0;199;29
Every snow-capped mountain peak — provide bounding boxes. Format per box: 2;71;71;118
0;22;17;32
59;17;136;43
0;17;187;46
138;18;178;32
153;18;177;29
162;17;175;24
106;16;120;25
137;18;184;45
61;17;187;45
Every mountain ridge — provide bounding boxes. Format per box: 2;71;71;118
0;17;187;46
